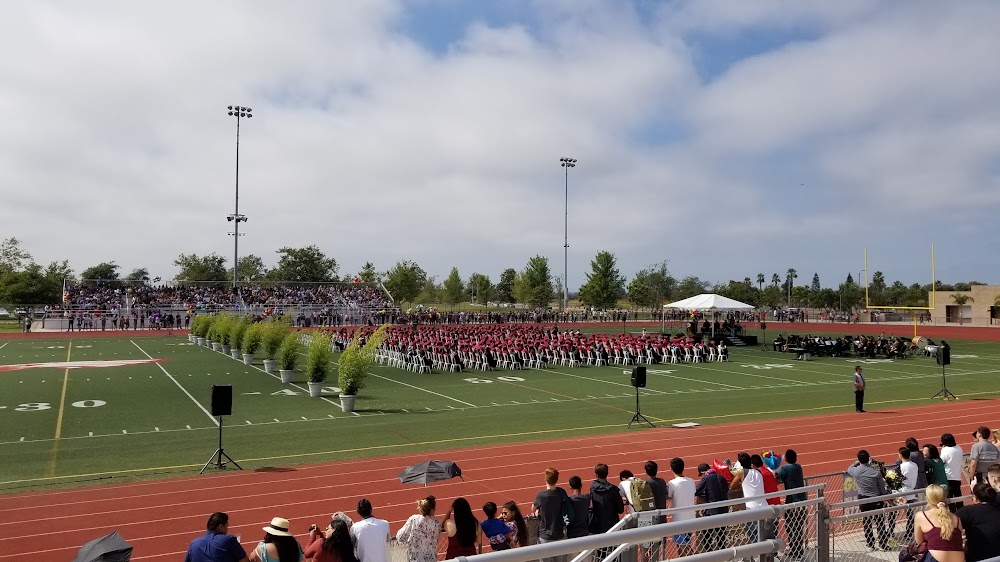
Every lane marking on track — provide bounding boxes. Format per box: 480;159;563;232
131;340;218;427
47;341;74;477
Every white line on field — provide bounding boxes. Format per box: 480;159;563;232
0;342;8;351
131;340;219;427
366;372;477;408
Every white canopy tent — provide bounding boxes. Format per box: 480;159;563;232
663;293;754;311
663;293;755;337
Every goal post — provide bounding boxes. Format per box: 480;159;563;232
863;245;936;337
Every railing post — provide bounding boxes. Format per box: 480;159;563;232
816;487;830;562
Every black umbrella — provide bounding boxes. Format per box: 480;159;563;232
72;531;133;562
398;460;463;485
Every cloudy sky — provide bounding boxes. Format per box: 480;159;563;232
3;0;999;290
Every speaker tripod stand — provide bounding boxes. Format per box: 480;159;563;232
628;385;655;429
200;416;242;473
931;363;957;400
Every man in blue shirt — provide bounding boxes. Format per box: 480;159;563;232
695;463;730;553
776;450;807;561
184;512;248;562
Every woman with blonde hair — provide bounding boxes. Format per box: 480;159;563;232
395;496;441;562
914;484;964;562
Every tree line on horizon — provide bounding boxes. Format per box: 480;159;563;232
0;237;988;310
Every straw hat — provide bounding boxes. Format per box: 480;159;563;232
263;517;292;537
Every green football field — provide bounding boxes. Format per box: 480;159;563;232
1;334;999;492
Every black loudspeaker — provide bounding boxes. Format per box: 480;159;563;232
631;366;647;388
937;347;951;366
211;385;233;416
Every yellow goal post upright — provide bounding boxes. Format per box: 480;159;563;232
863;245;936;338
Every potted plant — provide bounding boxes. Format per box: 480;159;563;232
304;331;333;397
277;331;301;383
337;325;390;412
190;315;205;345
261;320;287;374
206;316;224;351
242;322;263;365
196;314;215;347
216;314;234;355
229;317;250;360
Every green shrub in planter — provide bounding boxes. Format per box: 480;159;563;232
305;331;333;383
278;331;301;371
190;315;206;337
214;314;234;346
262;321;288;361
204;315;221;342
242;322;264;355
337;325;390;395
229;317;250;350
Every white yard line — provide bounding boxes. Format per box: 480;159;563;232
366;372;478;408
0;342;9;351
131;340;219;426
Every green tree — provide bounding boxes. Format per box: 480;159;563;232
553;276;565;308
953;282;971;292
81;261;120;283
270;245;337;282
513;255;553;308
951;293;974;325
675;276;709;299
466;273;492;305
357;262;380;283
228;255;268;283
124;267;150;284
495;268;517;304
577;251;626;310
415;276;441;304
174;253;228;281
633;261;675;307
760;285;784;308
771;273;781;287
715;280;757;306
811;273;821;293
442;267;465;305
0;237;32;276
870;271;886;303
626;274;653;308
383;261;426;303
784;268;798;304
0;262;62;304
756;273;765;291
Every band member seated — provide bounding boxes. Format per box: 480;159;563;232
773;334;786;351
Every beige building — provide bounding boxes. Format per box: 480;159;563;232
927;285;1000;325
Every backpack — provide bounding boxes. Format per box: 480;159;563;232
628;478;656;512
558;488;575;527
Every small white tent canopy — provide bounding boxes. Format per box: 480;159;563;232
663;293;754;311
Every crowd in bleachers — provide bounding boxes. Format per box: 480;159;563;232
183;427;1000;562
331;324;730;373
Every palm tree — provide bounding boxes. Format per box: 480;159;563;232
744;277;752;288
771;273;780;287
786;268;798;306
951;293;973;325
756;273;765;291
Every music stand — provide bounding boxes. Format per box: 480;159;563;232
201;416;242;473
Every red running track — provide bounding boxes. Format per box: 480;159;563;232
1;397;996;561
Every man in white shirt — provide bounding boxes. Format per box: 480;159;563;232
350;498;389;562
730;453;767;544
940;433;966;511
897;448;918;542
619;469;636;514
667;458;696;557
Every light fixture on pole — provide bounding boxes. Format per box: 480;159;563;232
226;105;252;289
559;157;576;314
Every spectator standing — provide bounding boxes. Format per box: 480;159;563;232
247;517;303;562
846;450;891;551
590;463;625;534
305;519;357;562
443;498;481;558
644;461;668;526
666;458;696;557
990;464;1000;491
350;499;389;562
969;426;1000;486
923;444;949;488
533;468;567;562
695;463;730;553
775;450;807;562
853;366;866;412
958;484;1000;562
914;485;965;562
395;497;440;562
184;512;249;562
730;453;767;542
906;437;928;489
941;433;966;510
618;469;636;515
501;501;528;548
898;447;919;542
481;502;512;552
566;476;592;539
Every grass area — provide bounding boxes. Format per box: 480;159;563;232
1;333;998;493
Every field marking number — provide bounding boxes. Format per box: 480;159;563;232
847;359;894;364
271;386;342;396
464;376;525;383
12;400;106;412
741;364;794;369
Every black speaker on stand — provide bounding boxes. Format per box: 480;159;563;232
931;343;956;400
201;385;243;473
628;366;654;428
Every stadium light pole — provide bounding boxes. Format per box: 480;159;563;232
560;157;576;314
226;105;252;289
